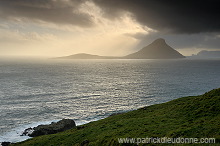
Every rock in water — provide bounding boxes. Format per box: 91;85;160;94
20;127;34;136
22;119;76;137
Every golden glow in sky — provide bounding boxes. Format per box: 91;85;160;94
0;0;219;58
0;1;153;58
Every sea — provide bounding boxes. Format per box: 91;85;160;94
0;58;220;143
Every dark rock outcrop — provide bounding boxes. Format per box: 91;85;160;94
21;119;76;137
1;142;11;146
20;127;34;136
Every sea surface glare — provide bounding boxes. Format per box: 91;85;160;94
0;59;220;142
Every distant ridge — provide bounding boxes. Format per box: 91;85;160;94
188;50;220;59
124;38;185;59
56;38;185;59
57;53;120;59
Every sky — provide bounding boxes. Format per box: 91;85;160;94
0;0;220;57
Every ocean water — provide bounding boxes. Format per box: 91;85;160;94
0;59;220;143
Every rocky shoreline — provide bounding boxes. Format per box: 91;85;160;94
0;119;76;146
1;142;11;146
21;119;76;137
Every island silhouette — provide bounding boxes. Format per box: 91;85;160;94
189;50;220;59
57;38;185;59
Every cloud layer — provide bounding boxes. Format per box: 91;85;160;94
1;0;219;33
0;0;93;27
0;0;219;57
92;0;220;33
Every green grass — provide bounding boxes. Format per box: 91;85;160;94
13;88;220;146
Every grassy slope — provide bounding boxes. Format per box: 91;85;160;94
14;89;220;145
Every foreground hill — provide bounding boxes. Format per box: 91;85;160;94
14;88;220;145
124;38;185;59
57;38;185;59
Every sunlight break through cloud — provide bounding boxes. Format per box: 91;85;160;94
0;1;154;57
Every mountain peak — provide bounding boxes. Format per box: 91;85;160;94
57;38;185;59
125;38;185;59
150;38;169;47
154;38;166;43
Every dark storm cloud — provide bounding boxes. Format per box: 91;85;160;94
92;0;220;33
0;0;93;27
0;0;219;33
129;32;220;51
